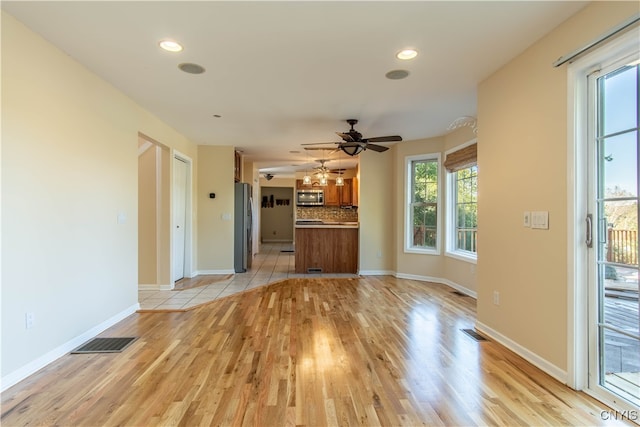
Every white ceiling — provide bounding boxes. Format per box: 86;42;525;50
2;1;587;176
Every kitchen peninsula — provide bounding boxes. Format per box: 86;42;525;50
294;219;358;274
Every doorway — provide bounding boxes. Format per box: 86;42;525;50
586;58;639;409
138;134;193;290
260;187;294;243
172;152;193;285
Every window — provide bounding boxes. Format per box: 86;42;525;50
445;141;478;262
405;153;441;254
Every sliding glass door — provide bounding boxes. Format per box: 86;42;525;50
588;57;639;409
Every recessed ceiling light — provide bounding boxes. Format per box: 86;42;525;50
178;63;206;74
396;49;418;60
385;69;410;80
159;40;183;52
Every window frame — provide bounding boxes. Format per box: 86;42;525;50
404;152;442;255
445;140;478;264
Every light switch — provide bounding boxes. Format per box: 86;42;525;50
531;211;549;229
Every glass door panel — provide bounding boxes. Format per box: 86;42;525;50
593;62;640;407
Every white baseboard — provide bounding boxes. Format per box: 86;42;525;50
394;272;477;299
475;321;567;384
195;269;235;275
138;283;173;291
1;303;140;392
358;270;395;276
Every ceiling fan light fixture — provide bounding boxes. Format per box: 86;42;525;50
396;48;418;60
340;143;365;156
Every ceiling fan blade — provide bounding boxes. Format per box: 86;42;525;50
336;132;356;142
365;143;390;153
363;135;402;143
301;142;339;146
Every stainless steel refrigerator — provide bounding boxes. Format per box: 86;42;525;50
234;183;252;272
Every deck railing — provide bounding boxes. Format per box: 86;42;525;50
457;228;477;253
607;228;638;266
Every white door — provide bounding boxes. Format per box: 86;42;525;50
172;157;187;282
587;57;639;409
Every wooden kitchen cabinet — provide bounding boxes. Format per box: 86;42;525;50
338;178;358;206
295;226;358;273
324;180;339;206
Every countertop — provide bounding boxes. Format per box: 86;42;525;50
295;220;359;228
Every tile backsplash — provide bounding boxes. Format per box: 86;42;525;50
296;206;358;222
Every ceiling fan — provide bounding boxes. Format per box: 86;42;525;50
303;119;402;156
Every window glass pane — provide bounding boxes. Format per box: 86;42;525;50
408;157;439;251
412;204;437;248
601;66;638;136
602;131;637;197
454;165;478;254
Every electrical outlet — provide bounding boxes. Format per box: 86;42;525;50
25;312;34;329
493;291;500;306
376;250;382;259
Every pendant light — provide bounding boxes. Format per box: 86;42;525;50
302;150;312;185
335;152;344;186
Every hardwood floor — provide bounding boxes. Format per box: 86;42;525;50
1;276;632;426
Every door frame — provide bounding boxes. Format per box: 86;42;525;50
171;150;194;287
567;27;639;412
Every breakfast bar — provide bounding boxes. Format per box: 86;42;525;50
294;220;359;274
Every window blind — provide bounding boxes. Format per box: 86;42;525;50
444;143;477;172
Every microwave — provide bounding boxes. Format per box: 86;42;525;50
296;189;324;206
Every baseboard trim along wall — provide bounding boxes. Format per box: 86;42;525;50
195;269;236;275
1;303;140;392
394;272;478;299
138;284;173;291
358;270;396;276
475;321;567;384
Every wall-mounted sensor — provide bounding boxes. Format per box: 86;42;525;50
209;193;216;199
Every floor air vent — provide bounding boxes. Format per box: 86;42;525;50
71;337;137;354
280;250;295;253
307;268;323;273
461;329;487;342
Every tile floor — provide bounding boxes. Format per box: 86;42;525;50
138;242;359;311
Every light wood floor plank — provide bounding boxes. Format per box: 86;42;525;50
1;276;634;426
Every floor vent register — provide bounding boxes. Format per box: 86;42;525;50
461;329;488;342
71;337;138;354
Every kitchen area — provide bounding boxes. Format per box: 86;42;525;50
255;150;362;275
258;169;359;274
293;175;359;274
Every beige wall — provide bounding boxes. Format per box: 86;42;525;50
476;2;638;374
196;146;235;272
1;11;198;383
138;143;159;284
359;150;395;273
